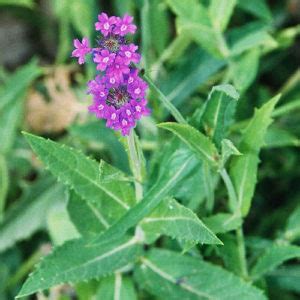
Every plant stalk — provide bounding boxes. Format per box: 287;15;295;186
236;227;249;280
127;131;143;201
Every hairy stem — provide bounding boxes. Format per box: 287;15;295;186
219;168;248;278
127;131;143;201
236;227;249;279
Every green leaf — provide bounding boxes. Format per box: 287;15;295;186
237;0;272;21
23;133;135;225
136;249;267;300
149;0;170;56
251;245;300;280
141;198;221;244
264;126;300;148
69;120;129;172
67;190;108;237
0;178;65;253
167;0;221;58
203;213;242;234
267;266;300;293
161;49;225;108
230;48;260;92
221;139;242;166
69;0;96;38
284;205;300;242
201;84;239;147
0;96;23;155
92;145;198;245
17;234;142;298
0;61;41;155
0;0;33;7
0;59;41;111
209;0;237;32
230;95;280;216
47;199;80;245
158;122;219;168
0;155;8;221
97;274;137;300
229;22;276;56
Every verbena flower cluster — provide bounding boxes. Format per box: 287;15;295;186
72;13;150;136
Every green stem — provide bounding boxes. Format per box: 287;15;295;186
219;168;248;279
236;227;249;279
5;247;44;290
127;131;143;201
219;168;238;212
142;73;187;125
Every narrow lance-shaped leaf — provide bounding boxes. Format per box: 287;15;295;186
23;132;135;225
92;146;198;245
230;95;280;216
141;198;221;244
251;244;300;280
135;249;267;300
17;234;142;298
200;84;239;147
158;122;220;168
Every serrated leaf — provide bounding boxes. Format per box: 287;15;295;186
0;178;65;252
209;0;237;32
221;139;242;166
17;235;142;298
0;155;8;221
230;95;280;215
67;190;109;237
23;133;135;225
136;249;267;300
97;274;137;300
284;205;300;242
158;122;219;168
92;146;198;245
141;198;221;244
201;84;239;147
251;245;300;280
203;213;242;234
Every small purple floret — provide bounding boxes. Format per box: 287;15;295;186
72;12;150;136
72;38;92;64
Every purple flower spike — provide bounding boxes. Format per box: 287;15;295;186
72;38;91;64
95;13;117;36
72;12;150;136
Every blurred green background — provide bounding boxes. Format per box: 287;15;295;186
0;0;300;299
